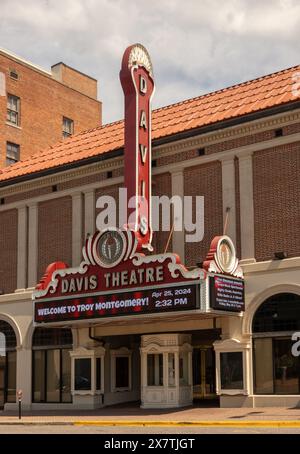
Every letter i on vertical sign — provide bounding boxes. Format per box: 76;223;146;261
120;44;155;251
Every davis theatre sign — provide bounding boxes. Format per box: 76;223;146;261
33;231;244;324
34;229;204;323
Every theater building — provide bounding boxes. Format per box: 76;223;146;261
0;44;299;410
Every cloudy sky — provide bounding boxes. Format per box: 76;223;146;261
1;0;300;124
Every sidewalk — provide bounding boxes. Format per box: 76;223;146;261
1;403;300;426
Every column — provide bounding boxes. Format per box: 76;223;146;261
27;203;38;288
17;206;28;290
16;347;32;409
238;154;256;262
171;170;185;260
175;352;179;387
221;157;236;245
140;351;147;405
72;193;83;266
84;190;95;238
163;352;168;391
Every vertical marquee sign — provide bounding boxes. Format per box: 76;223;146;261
120;44;155;251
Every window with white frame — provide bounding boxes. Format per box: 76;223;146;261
147;353;163;386
6;142;20;166
220;352;244;390
74;358;91;391
62;116;74;138
7;94;20;125
70;347;105;395
111;348;132;392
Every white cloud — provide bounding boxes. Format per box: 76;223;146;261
1;0;300;123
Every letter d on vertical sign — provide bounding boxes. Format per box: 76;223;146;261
120;44;155;251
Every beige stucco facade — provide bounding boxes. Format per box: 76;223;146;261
1;255;300;410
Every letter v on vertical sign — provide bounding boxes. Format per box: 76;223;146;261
120;44;155;251
139;145;147;164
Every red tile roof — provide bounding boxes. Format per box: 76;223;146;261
1;64;300;185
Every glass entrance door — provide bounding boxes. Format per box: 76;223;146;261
193;347;216;400
0;356;5;409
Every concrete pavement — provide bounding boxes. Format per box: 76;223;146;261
1;403;300;427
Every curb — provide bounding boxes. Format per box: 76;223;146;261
73;420;300;428
1;420;300;427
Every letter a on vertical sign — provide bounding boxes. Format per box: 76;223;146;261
120;44;155;251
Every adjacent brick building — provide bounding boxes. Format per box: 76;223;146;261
0;48;101;167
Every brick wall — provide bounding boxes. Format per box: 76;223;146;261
155;122;300;168
38;196;72;280
0;53;101;167
0;209;17;294
95;184;120;232
184;161;223;267
253;142;300;261
152;173;172;255
51;63;97;99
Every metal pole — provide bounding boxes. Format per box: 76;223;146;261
163;221;175;254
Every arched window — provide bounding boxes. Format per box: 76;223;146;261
253;293;300;395
253;293;300;333
0;321;17;407
32;328;72;404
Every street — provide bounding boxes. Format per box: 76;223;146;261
0;424;299;434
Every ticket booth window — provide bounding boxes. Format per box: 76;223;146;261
70;347;105;396
147;354;163;386
141;334;193;408
168;353;175;387
179;353;189;386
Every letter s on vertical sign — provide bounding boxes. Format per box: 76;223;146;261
291;332;300;357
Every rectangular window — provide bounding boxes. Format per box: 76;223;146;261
7;94;20;125
168;353;175;387
96;357;102;391
74;358;91;391
62;117;74;138
147;354;163;386
33;350;46;402
46;349;60;402
61;349;72;402
33;348;71;403
115;357;129;389
6;351;16;403
274;338;299;394
179;354;188;386
254;338;274;394
220;352;244;390
254;337;300;395
6;142;20;166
